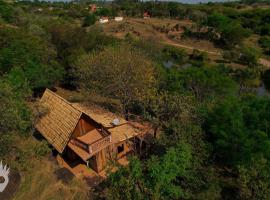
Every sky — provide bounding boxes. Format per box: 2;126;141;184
47;0;237;3
173;0;235;3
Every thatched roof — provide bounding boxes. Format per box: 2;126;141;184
35;89;150;154
35;89;82;153
73;103;149;143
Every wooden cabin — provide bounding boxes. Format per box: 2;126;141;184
35;89;148;172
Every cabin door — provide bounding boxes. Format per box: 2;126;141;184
88;155;98;172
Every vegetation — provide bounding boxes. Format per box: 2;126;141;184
0;0;270;199
76;44;156;119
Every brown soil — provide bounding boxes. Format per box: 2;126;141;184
100;17;222;60
54;168;74;184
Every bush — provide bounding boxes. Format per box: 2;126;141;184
239;46;260;67
0;28;64;90
82;14;96;27
0;1;14;22
259;36;270;55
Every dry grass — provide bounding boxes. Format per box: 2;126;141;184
55;87;122;114
13;158;90;200
99;17;222;61
11;136;91;200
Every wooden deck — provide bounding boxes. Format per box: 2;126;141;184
56;155;129;187
68;133;112;161
56;155;106;187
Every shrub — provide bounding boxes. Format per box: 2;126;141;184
82;14;96;27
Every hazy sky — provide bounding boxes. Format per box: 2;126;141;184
173;0;235;3
48;0;237;3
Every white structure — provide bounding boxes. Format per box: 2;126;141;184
115;17;123;22
99;17;109;24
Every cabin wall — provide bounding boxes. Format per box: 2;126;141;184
115;141;132;159
89;147;109;172
72;117;96;138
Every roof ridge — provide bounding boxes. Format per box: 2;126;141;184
45;88;83;114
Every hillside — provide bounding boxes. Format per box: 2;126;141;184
0;0;270;200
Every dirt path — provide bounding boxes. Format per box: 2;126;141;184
259;58;270;69
162;41;222;56
164;41;270;69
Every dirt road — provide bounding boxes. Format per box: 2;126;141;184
162;41;222;56
259;58;270;69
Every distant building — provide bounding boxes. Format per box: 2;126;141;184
143;12;150;19
89;4;97;13
99;17;109;24
115;16;124;22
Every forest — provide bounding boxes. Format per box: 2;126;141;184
0;0;270;199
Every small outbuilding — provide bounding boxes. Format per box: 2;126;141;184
115;16;124;22
99;17;109;24
143;12;151;19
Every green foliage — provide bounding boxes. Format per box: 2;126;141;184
145;144;192;199
240;9;270;36
207;13;251;48
238;157;270;200
259;36;270;55
0;81;31;134
206;96;270;166
47;22;118;88
106;158;144;200
263;69;270;90
96;7;111;17
0;80;31;158
162;46;188;65
106;143;192;200
82;14;96;27
33;140;51;157
165;65;237;102
0;28;64;90
239;46;260;67
76;44;156;117
1;1;270;199
0;1;14;22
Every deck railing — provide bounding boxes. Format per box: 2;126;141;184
71;134;112;155
89;135;112;154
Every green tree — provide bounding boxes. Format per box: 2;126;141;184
207;13;251;48
0;80;31;158
166;66;237;103
238;158;270;200
206;96;270;166
82;14;96;27
239;46;260;67
0;1;14;23
0;28;64;90
76;44;156;119
106;143;192;200
259;36;270;55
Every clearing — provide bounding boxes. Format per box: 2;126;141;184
99;17;222;59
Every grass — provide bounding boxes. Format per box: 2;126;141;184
12;136;91;200
13;158;90;200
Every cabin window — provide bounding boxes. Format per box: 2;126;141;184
117;144;124;154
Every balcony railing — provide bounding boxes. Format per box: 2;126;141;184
70;134;112;156
89;135;112;154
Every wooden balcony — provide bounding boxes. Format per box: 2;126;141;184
69;128;112;158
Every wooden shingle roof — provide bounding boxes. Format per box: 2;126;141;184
35;89;82;153
72;103;149;143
